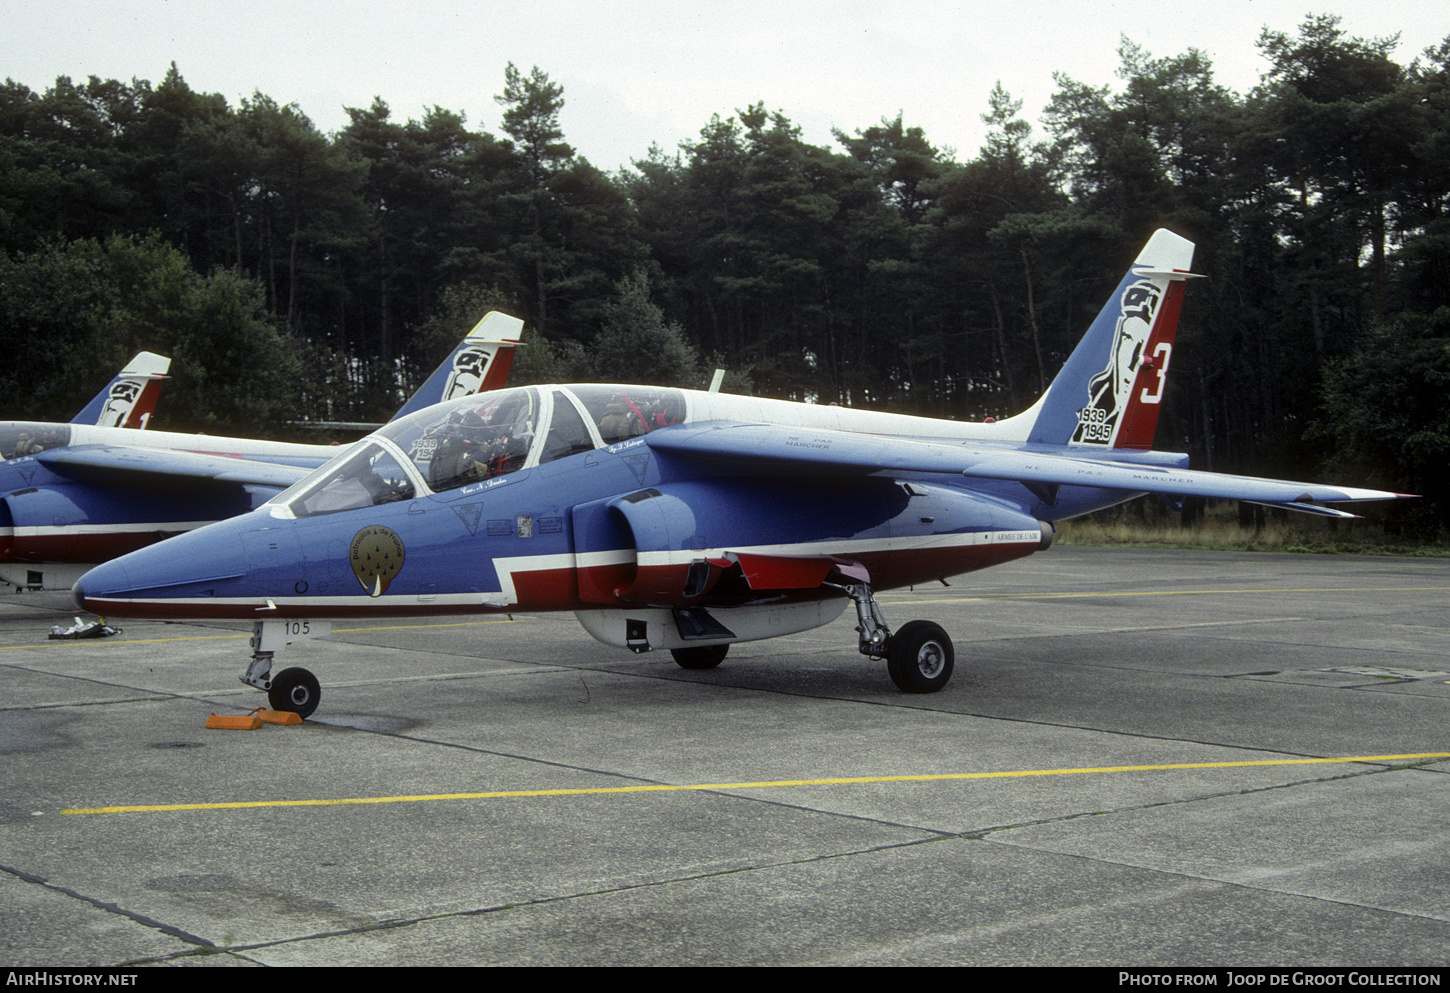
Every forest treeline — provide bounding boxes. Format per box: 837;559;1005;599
2;15;1448;530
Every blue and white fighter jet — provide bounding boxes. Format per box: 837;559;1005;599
73;231;1408;716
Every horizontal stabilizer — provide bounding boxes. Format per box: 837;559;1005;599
957;451;1409;514
1244;501;1363;520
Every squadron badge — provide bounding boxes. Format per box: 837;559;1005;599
350;525;405;597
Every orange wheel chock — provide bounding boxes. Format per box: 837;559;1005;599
256;708;303;726
205;708;304;729
205;711;263;730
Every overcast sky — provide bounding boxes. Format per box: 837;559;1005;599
6;1;1446;171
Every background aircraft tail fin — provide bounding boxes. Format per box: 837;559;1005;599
389;311;524;422
1021;229;1199;449
72;352;171;429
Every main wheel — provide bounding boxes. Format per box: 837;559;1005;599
886;621;954;693
268;667;321;718
671;644;729;670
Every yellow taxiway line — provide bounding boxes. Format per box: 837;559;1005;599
60;752;1450;816
882;586;1450;605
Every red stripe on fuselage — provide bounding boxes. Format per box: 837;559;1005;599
3;529;191;563
82;538;1041;620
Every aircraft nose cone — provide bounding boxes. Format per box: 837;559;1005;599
72;522;255;618
73;557;133;612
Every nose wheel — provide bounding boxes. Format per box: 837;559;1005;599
242;647;321;719
268;667;321;718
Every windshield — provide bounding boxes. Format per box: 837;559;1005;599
380;387;541;494
287;442;416;518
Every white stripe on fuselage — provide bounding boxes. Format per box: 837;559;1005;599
678;387;1041;443
494;530;1036;604
8;520;218;538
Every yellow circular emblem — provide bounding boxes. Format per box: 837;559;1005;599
349;525;405;597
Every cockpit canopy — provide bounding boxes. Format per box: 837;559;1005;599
277;385;687;517
396;386;540;493
0;422;71;460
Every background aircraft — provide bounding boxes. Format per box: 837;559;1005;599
286;309;522;433
69;351;172;430
0;349;173;586
0;312;521;590
73;231;1407;717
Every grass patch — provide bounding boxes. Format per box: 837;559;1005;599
1055;500;1450;557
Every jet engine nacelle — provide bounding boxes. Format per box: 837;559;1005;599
0;485;88;564
1038;520;1057;549
0;486;116;590
573;486;718;607
572;478;1046;610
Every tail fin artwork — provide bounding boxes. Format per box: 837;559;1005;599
71;352;171;429
389;311;524;423
1018;229;1200;449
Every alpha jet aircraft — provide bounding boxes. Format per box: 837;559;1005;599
0;313;521;591
73;231;1407;717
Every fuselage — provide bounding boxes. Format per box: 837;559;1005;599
73;384;1181;629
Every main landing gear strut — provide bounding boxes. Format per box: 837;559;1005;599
825;579;955;693
664;580;957;693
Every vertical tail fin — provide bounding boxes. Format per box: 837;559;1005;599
72;352;171;429
1022;229;1200;449
389;312;524;422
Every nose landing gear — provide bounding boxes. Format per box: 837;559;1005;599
239;620;329;719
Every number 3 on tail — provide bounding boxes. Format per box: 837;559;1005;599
1139;343;1173;404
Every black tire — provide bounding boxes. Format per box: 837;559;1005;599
268;667;321;718
671;644;729;670
886;621;954;693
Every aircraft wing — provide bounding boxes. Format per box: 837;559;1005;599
34;446;318;489
646;422;1409;518
952;450;1407;518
